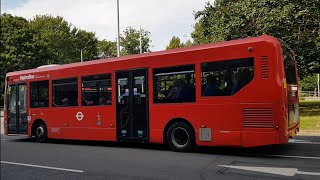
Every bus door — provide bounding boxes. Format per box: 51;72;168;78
7;84;28;134
116;69;149;141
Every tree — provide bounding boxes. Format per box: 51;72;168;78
0;13;42;105
166;36;193;50
166;36;183;50
120;27;151;55
97;40;117;58
183;40;193;48
300;74;318;91
192;0;320;78
30;15;98;64
0;14;99;106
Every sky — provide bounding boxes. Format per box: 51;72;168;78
1;0;210;51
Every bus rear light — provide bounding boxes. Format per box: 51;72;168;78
275;125;279;130
201;125;206;128
283;78;287;89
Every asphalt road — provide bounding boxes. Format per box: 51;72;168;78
1;135;320;180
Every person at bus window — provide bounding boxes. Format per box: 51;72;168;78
203;75;218;96
61;97;71;106
175;79;187;100
98;96;107;105
166;80;180;99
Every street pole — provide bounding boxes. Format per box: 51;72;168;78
140;25;142;54
117;0;120;57
81;47;87;62
81;49;83;62
318;73;320;97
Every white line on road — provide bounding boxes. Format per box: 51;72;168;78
255;154;320;160
1;161;84;173
289;139;320;145
219;165;320;176
1;139;6;141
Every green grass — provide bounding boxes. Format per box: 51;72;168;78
299;100;320;131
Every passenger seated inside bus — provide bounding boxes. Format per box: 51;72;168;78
203;75;218;96
53;97;72;107
98;96;107;105
61;98;72;106
166;79;180;99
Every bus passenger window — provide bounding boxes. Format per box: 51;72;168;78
52;78;78;107
30;80;49;108
153;65;195;103
201;58;254;96
82;74;112;106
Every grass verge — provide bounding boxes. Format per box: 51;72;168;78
299;100;320;131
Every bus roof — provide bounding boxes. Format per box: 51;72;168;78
6;35;279;77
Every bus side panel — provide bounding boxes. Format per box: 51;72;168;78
242;131;276;147
30;107;117;141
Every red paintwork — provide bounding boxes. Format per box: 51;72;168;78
4;35;300;147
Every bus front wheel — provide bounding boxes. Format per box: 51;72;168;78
167;122;195;152
35;122;48;143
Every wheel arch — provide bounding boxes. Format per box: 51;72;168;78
163;117;195;145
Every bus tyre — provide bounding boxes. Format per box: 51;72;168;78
167;122;195;152
35;122;48;143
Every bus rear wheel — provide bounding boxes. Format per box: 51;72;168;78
166;122;195;152
35;122;48;143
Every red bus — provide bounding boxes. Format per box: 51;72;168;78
4;35;300;152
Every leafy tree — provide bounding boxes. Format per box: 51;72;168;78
183;40;193;48
0;13;42;105
192;0;320;78
300;74;318;91
166;36;183;50
120;27;151;55
166;36;193;50
30;15;98;63
97;40;117;58
0;14;99;106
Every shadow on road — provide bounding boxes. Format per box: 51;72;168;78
8;136;304;158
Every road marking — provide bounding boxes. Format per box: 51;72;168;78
289;139;320;145
219;165;320;176
256;154;320;160
1;139;6;141
1;161;84;173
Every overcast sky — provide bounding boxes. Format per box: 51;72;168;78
2;0;210;51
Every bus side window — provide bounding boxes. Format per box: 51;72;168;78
52;78;78;107
201;58;254;96
153;65;195;103
81;74;112;106
30;80;49;108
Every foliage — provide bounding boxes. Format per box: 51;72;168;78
300;74;319;91
0;14;98;106
120;27;151;56
166;36;183;50
97;40;117;58
0;13;42;105
30;15;98;64
166;36;193;50
192;0;320;78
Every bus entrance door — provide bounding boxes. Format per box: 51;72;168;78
116;69;149;142
7;84;28;134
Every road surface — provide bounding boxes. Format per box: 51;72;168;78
1;135;320;179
